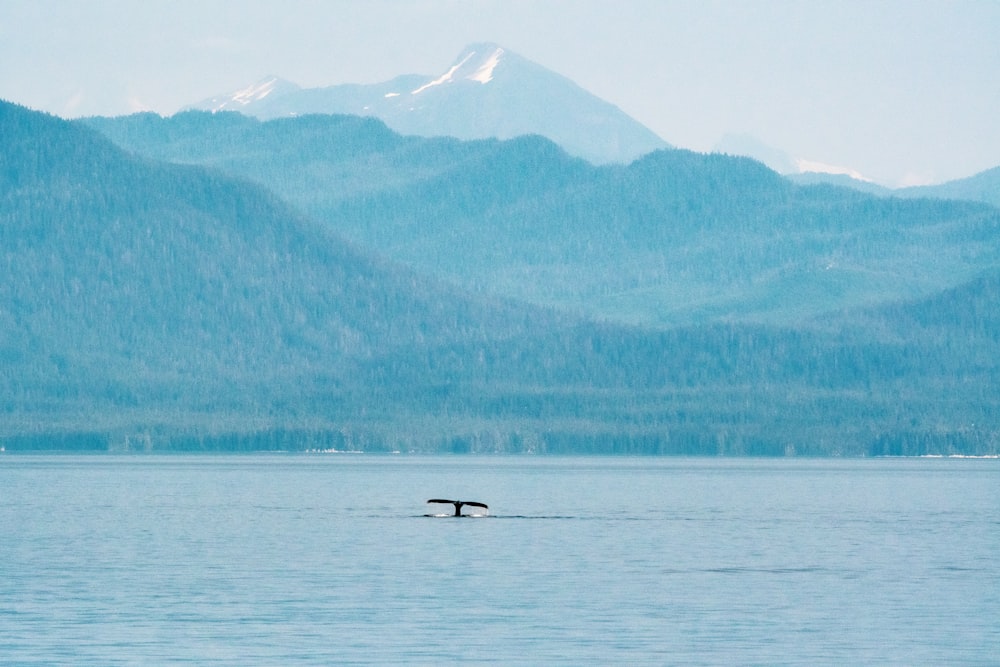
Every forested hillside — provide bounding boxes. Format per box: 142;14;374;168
0;101;560;443
897;166;1000;208
85;112;1000;326
787;166;1000;208
4;101;997;455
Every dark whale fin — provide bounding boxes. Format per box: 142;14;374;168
463;501;489;509
426;499;489;516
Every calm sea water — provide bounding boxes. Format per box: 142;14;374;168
2;455;997;665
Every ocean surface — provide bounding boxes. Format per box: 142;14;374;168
2;455;998;665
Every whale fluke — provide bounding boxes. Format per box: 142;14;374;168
427;499;489;516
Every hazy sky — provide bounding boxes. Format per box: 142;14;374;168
2;0;998;186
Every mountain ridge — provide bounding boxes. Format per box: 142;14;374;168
6;100;1000;455
184;43;670;165
896;165;1000;208
781;164;1000;208
0;100;562;435
85;110;1000;328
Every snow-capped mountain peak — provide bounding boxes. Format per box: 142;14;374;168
183;43;670;164
231;78;280;105
467;45;504;83
411;44;505;94
190;76;300;113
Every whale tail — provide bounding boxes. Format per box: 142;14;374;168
426;499;489;516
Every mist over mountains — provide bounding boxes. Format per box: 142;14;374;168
85;110;1000;328
7;27;1000;456
1;101;568;441
185;43;670;166
783;165;1000;210
186;41;999;196
3;97;1000;455
896;166;1000;208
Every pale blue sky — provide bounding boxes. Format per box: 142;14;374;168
2;0;997;186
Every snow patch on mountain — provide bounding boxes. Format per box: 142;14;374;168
410;45;504;93
411;53;474;94
795;158;873;182
182;43;669;165
715;133;877;183
468;47;504;83
229;78;282;106
192;76;300;113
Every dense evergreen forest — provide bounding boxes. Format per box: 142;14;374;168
790;167;1000;208
85;111;1000;327
896;166;1000;208
3;101;999;455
